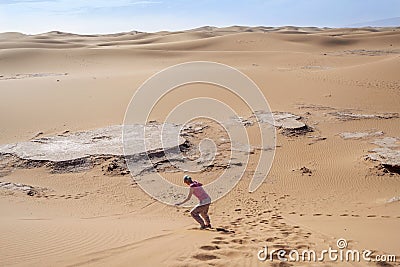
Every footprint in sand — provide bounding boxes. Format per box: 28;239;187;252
192;253;219;261
296;244;309;249
231;238;248;244
211;240;229;245
271;262;293;267
340;214;349;217
312;213;322;216
199;245;220;251
375;261;394;267
280;231;290;237
367;215;377;218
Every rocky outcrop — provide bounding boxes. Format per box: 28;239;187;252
0;124;185;162
253;111;312;136
0;111;309;176
329;112;399;121
0;181;46;196
339;131;384;139
367;137;400;174
0;124;187;176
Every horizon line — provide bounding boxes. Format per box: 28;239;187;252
2;24;399;36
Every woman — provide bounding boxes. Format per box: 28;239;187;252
175;175;212;229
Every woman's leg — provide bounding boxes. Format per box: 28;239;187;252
199;204;211;226
190;205;205;227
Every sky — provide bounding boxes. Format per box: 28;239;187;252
0;0;399;34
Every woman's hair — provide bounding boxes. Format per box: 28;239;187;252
183;175;192;183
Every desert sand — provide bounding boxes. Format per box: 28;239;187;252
0;26;399;266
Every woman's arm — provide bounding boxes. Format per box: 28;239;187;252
175;187;193;205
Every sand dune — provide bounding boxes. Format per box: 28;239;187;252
0;26;399;266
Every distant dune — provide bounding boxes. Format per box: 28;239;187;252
0;25;399;50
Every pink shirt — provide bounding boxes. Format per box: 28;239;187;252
190;181;210;202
